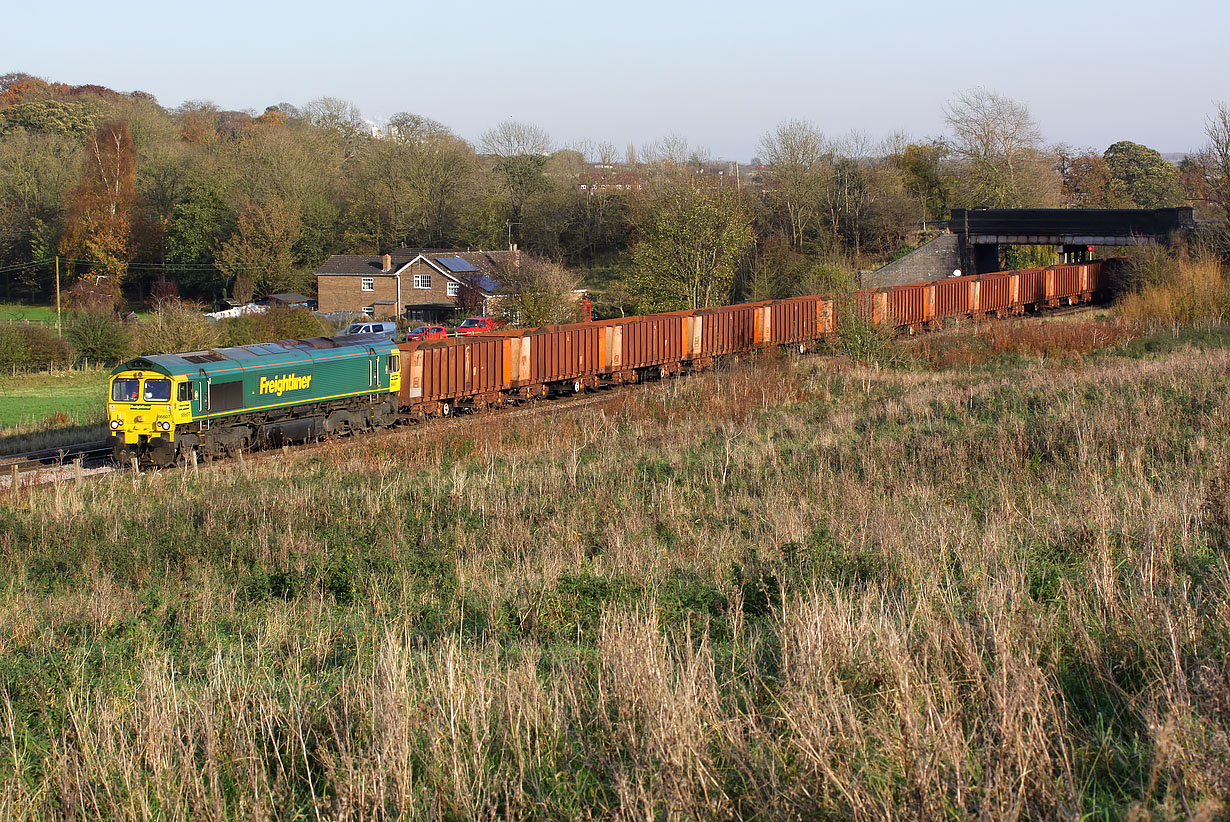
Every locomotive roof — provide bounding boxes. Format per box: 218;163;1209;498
111;334;394;377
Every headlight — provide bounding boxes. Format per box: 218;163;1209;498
159;421;171;431
110;420;122;430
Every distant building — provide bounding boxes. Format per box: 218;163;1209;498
314;249;520;322
257;292;315;309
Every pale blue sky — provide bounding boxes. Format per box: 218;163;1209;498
9;0;1227;160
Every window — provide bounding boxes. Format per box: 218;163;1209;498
447;282;460;298
143;379;171;402
177;382;191;402
112;378;140;402
361;277;374;292
413;273;432;289
389;353;400;374
362;305;374;316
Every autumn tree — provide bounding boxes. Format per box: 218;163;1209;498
1056;147;1111;207
215;197;303;302
60;119;138;282
944;88;1056;207
1103;141;1185;208
630;178;754;311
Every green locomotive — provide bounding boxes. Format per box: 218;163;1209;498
107;335;402;465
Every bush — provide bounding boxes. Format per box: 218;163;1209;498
0;326;31;370
831;298;905;366
217;307;332;347
20;326;72;368
0;325;75;371
131;301;219;355
66;311;130;364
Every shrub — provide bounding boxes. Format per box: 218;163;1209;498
66;311;130;364
0;326;31;370
217;307;331;347
831;298;905;366
131;300;219;355
20;325;72;368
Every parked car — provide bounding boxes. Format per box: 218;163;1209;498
345;321;398;337
404;325;449;342
454;316;506;336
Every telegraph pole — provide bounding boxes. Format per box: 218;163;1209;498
54;256;61;337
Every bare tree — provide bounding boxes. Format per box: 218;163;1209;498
386;112;452;143
494;256;582;326
480;120;551;157
943;88;1056;208
1199;103;1230;220
305;97;366;149
758;119;832;251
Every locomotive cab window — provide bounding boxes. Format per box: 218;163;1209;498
112;378;140;402
143;379;171;402
177;382;191;402
389;353;400;374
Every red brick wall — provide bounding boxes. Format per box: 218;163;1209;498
316;274;398;318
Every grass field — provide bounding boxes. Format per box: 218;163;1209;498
0;321;1228;818
0;304;59;325
0;367;109;453
0;367;108;427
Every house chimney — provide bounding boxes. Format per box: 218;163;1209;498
381;253;392;272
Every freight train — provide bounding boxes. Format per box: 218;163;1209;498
107;261;1107;465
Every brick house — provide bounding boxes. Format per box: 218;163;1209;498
314;249;516;322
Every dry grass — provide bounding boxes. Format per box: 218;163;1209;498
1;331;1229;819
1117;253;1230;331
908;315;1139;370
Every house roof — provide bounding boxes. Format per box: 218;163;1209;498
314;248;515;294
266;292;313;304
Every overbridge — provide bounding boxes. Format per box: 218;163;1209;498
949;207;1196;274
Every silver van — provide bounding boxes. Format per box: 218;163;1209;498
345;321;398;337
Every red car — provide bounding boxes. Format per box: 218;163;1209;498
404;325;449;342
454;316;506;336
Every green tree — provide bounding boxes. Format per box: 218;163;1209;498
216;197;302;302
630;180;754;311
899;141;949;219
164;181;235;298
1103;141;1185;208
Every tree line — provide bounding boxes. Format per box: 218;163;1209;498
1;73;1227;316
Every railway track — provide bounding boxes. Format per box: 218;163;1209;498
0;440;115;490
0;372;666;490
2;300;1117;493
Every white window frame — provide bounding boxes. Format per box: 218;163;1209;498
362;305;374;316
413;273;432;289
361;277;374;292
447;282;460;298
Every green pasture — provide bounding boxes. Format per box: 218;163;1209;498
0;367;108;428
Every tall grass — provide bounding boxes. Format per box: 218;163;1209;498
1117;252;1230;330
0;334;1228;818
